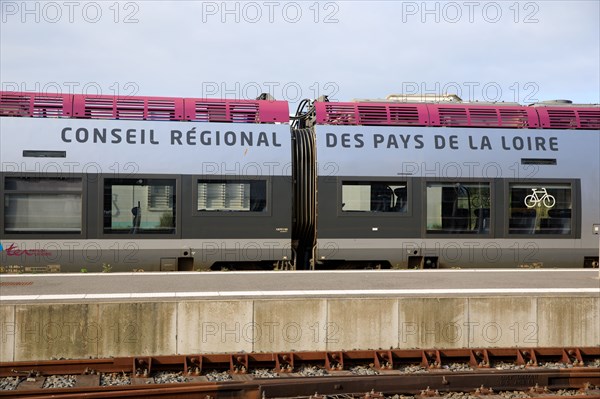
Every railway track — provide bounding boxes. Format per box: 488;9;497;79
1;347;599;398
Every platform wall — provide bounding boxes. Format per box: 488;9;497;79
1;296;598;361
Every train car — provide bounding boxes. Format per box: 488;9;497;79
1;91;599;271
308;95;600;268
0;91;293;272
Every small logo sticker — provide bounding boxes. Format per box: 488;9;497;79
3;243;52;257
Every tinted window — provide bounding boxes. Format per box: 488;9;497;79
104;178;176;234
509;183;572;235
341;181;408;213
426;182;491;234
197;180;267;212
4;177;82;233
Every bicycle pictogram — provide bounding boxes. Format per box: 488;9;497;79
524;187;556;208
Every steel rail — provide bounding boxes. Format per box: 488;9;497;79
0;376;600;399
2;373;599;399
3;347;599;377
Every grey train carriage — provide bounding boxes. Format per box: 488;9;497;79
0;91;599;271
297;96;600;269
0;92;294;272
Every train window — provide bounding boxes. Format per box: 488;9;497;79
341;181;408;212
4;177;82;233
103;179;176;234
197;180;267;212
508;183;572;235
426;182;491;234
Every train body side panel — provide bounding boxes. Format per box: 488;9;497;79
315;125;600;268
316;126;595;180
0;117;292;176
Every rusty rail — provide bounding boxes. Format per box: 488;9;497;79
2;375;599;399
1;347;599;398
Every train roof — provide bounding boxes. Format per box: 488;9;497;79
0;91;290;124
2;91;598;129
314;95;600;130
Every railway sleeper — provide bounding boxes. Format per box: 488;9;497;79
1;347;599;397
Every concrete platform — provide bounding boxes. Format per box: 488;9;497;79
0;269;598;302
1;270;598;361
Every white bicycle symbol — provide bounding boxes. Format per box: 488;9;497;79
524;188;556;208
